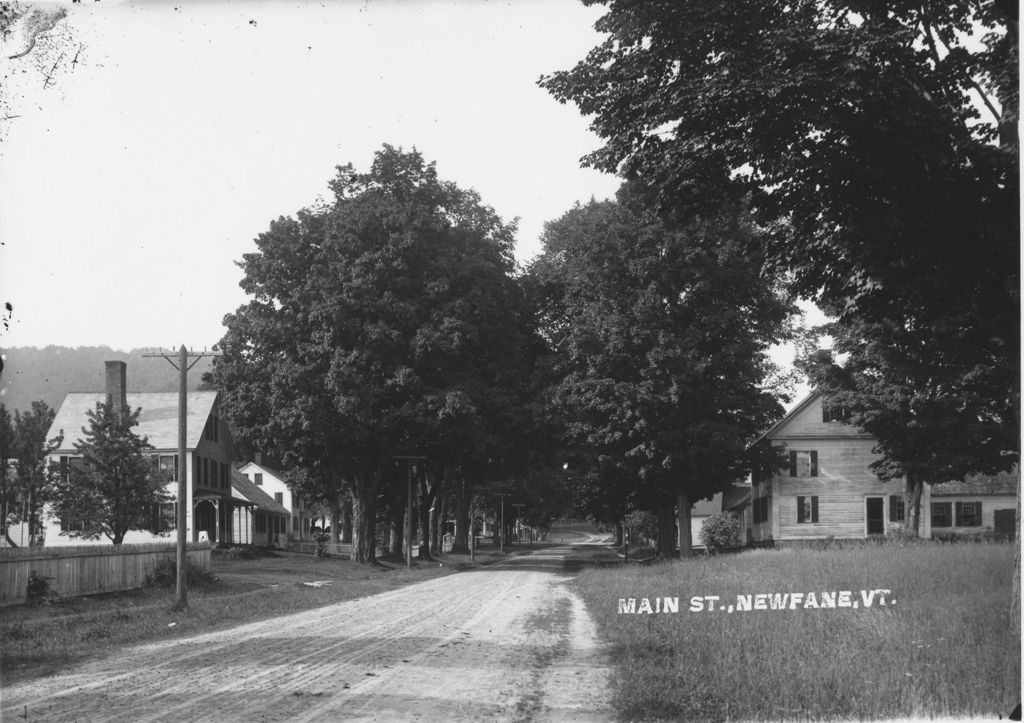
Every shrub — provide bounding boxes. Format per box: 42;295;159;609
145;557;212;588
699;512;741;553
26;571;54;605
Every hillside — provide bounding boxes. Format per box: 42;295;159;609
0;346;216;415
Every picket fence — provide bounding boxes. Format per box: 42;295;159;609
0;542;211;607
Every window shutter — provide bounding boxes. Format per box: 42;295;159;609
811;496;819;523
810;451;818;477
976;501;982;523
789;451;798;477
822;406;831;423
797;496;806;523
889;496;898;521
955;501;962;526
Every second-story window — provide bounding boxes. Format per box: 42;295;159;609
789;451;818;477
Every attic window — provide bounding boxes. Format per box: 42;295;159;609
254;473;263;486
822;404;850;423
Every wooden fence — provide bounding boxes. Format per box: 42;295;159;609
0;542;211;607
286;540;353;559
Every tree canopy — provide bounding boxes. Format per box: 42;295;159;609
540;0;1019;435
50;400;169;546
529;189;794;554
214;145;533;562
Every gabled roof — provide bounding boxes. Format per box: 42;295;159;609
239;460;286;480
48;392;219;452
231;469;290;515
749;392;821;447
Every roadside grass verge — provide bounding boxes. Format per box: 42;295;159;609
576;542;1020;721
0;546;507;684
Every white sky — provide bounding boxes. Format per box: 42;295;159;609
0;0;622;351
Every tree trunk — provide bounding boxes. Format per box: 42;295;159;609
329;494;342;545
904;470;923;537
450;477;472;553
676;486;692;557
656;506;675;558
350;466;380;564
417;468;439;560
342;495;353;544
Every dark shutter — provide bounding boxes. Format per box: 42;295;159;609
822;405;831;423
60;455;69;482
955;501;962;526
889;495;899;521
811;496;819;522
976;501;982;525
797;496;806;523
810;451;818;477
789;451;798;477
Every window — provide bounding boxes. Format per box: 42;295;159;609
955;501;982;527
822;405;850;423
147;502;176;534
202;457;209;487
797;496;819;523
275;492;284;505
221;462;229;489
789;451;818;477
153;455;177;482
931;502;952;528
889;495;905;523
254;473;263;486
255;513;266;533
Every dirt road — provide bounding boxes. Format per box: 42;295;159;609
1;544;615;722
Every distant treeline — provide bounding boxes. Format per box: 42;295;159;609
0;346;215;415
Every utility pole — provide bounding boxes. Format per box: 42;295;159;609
143;345;221;610
393;455;426;569
497;491;509;553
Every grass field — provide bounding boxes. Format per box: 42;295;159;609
577;542;1020;721
0;546;509;684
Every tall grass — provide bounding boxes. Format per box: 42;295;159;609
577;543;1020;721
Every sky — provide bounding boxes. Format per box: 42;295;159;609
0;0;623;351
0;0;819;405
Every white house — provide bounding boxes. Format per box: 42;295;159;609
39;361;238;546
230;469;290;547
748;391;1017;544
238;456;312;541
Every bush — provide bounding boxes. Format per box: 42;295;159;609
145;557;212;588
699;512;741;553
26;571;54;605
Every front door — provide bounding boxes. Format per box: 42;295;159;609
866;497;885;536
994;509;1016;541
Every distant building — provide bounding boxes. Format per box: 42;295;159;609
230;469;290;547
238;456;313;541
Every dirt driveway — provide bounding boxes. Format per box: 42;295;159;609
1;544;614;722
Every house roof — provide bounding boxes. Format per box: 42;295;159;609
231;469;290;516
931;470;1018;497
722;481;752;510
239;460;286;480
48;392;219;452
749;392;822;447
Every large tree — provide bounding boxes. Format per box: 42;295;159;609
12;400;61;547
215;145;528;563
540;0;1018;428
50;400;170;546
530;191;794;556
541;0;1018;619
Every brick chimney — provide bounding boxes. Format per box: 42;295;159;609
254;451;262;466
105;360;127;418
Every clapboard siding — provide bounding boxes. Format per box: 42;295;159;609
753;395;907;542
0;542;210;606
